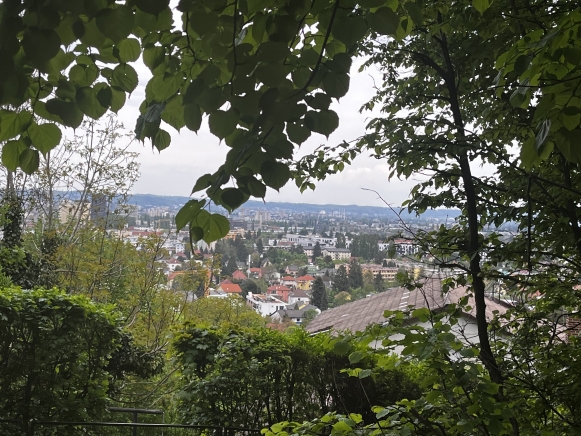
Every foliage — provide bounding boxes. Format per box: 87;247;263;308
333;264;350;295
348;259;364;290
172;325;421;428
350;234;380;260
0;287;122;430
311;276;328;311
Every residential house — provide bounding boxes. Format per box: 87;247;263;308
285;265;300;277
296;275;315;291
272;303;320;325
232;270;247;281
246;292;287;316
216;282;243;295
281;275;296;287
165;258;182;272
266;285;291;303
249;267;262;279
288;288;310;305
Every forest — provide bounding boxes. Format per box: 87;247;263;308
0;0;581;434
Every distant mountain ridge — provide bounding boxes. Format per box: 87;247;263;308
128;193;460;220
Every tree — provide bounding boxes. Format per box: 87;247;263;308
312;242;322;260
256;238;264;254
373;273;384;293
301;309;318;329
333;265;350;294
348;259;363;290
311;277;328;311
0;287;124;431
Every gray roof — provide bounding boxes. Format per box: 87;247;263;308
290;288;309;298
277;304;319;319
306;279;510;334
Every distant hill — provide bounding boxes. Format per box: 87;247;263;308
128;193;460;220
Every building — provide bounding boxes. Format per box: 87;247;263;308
232;270;247;280
272;303;320;325
322;247;351;260
296;275;315;291
246;292;287;316
216;283;243;295
288;288;310;305
267;285;291;302
305;279;510;352
59;199;91;224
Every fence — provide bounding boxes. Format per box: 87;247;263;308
0;420;264;436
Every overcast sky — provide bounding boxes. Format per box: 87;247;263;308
113;57;423;208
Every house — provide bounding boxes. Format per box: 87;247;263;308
285;265;300;277
305;279;509;351
322;247;351;260
249;267;262;279
281;275;296;287
208;288;229;298
164;258;182;272
272;303;320;325
266;285;291;302
296;275;315;291
288;288;310;305
216;283;243;295
246;292;287;316
232;270;247;280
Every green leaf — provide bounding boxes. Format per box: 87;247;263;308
333;340;350;356
304;110;339;137
143;45;166;72
148;73;183;101
255;64;289;87
23;28;61;65
306;93;332;110
96;6;135;43
349;351;364;364
367;7;400;36
405;2;423;25
28;123;62;154
332;421;353;432
287;122;311;144
19;149;40;174
192;173;214;194
472;0;490;14
2;140;28;171
45;99;84;128
261;161;290;190
162;95;185;131
69;64;99;87
193;210;230;243
221;188;247;211
332;16;368;47
358;369;372;378
153;128;171;151
0;110;31;142
116;38;141;63
110;87;126;113
136;0;170;15
175;199;205;231
209;110;239;139
111;64;138;93
76;87;108;119
323;73;350;98
184;103;202;132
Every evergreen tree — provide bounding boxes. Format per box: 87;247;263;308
256;238;264;254
373;273;385;293
312;242;322;260
333;265;350;293
311;277;328;311
348;259;364;289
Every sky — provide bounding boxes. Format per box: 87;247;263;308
114;57;423;208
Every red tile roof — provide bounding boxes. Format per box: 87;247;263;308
297;275;315;281
232;270;247;280
219;283;243;293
